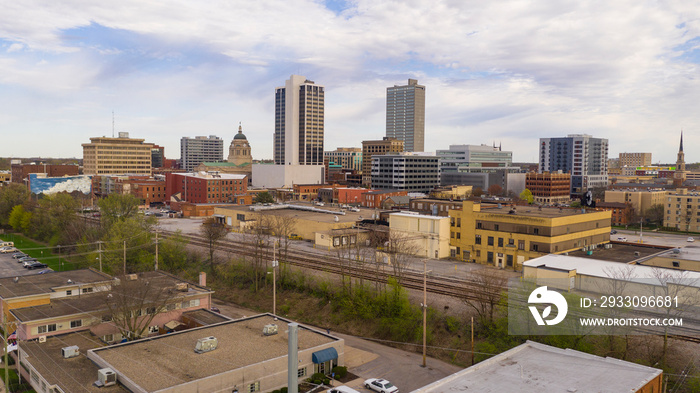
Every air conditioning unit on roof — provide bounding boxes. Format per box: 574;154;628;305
194;336;218;353
61;346;79;359
97;368;117;387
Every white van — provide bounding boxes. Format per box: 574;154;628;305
327;387;360;393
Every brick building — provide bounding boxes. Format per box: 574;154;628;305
11;163;79;183
525;171;571;204
361;190;408;208
166;172;248;204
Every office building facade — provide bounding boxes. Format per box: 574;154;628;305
361;137;404;186
538;134;608;194
82;132;154;176
371;153;439;193
180;135;223;172
324;147;362;171
619;152;652;168
274;75;325;165
386;79;425;152
437;144;512;172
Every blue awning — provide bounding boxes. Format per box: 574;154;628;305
312;347;338;364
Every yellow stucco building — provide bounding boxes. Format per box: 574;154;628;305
449;201;611;270
389;212;451;259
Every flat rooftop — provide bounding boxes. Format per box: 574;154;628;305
412;341;661;393
0;269;112;299
479;205;608;219
90;314;338;392
567;242;669;263
524;254;700;287
20;331;129;393
653;245;700;261
217;203;367;223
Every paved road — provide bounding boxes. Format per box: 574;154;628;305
614;229;697;248
210;299;464;393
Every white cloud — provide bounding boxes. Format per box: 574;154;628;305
0;0;699;162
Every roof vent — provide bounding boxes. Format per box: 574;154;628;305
96;368;117;387
263;324;278;336
67;279;73;284
194;336;218;353
62;345;80;359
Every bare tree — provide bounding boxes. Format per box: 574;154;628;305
599;265;637;358
269;214;298;281
384;229;422;285
248;213;272;292
333;227;364;295
650;267;700;368
200;217;228;277
102;274;182;340
462;268;510;326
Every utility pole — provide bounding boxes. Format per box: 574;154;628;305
155;231;159;270
471;316;475;365
422;259;429;367
272;241;278;315
639;217;643;244
123;240;126;275
98;241;102;272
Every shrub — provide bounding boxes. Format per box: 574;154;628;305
308;372;330;385
331;366;347;379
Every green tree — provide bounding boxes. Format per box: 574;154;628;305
0;183;30;226
644;204;664;227
98;194;141;226
8;205;30;233
29;193;80;243
159;231;189;272
254;191;275;204
100;217;155;274
519;189;534;204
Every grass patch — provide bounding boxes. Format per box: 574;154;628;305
0;366;35;393
0;233;76;271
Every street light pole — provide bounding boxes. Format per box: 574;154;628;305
272;241;278;315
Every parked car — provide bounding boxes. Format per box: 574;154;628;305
617;237;628;242
19;256;35;263
210;307;221;313
327;387;360;393
610;230;618;235
27;262;48;270
364;378;399;393
288;233;303;240
22;260;38;268
688;237;695;242
0;246;16;253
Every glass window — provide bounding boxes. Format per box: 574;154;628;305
487;252;494;263
487;237;494;246
498;238;503;247
475;235;481;244
70;320;82;328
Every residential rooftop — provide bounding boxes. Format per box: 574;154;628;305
20;331;129;393
0;269;112;299
412;341;662;393
10;271;211;322
89;314;338;392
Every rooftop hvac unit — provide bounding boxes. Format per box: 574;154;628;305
126;274;138;281
61;345;79;359
175;283;189;292
194;336;218;353
581;247;587;252
263;324;278;336
97;368;117;387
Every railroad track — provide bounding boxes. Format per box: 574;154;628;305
161;229;700;343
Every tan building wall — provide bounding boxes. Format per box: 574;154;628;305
214;207;357;240
664;189;700;231
619;152;652;168
389;213;451;258
82;135;154;175
605;189;668;215
361;138;404;186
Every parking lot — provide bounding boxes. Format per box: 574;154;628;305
0;250;52;277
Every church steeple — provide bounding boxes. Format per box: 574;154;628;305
674;130;687;187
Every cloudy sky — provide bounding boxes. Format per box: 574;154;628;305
1;0;699;163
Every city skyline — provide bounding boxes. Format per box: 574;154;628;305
1;1;699;163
